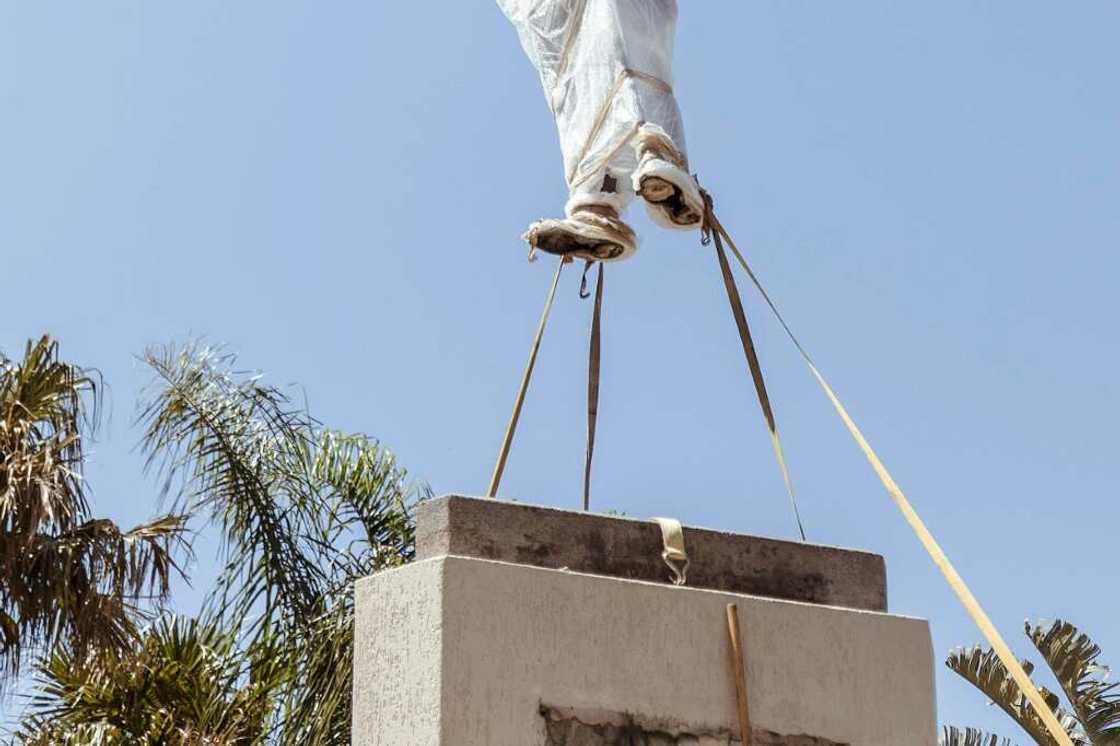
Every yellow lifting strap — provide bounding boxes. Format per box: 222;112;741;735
702;203;1074;746
651;516;689;585
711;218;807;541
487;257;568;499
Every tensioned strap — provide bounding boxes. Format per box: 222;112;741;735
487;257;568;498
704;206;1075;746
709;214;807;541
651;516;689;585
583;262;604;511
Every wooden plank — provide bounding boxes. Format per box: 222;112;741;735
726;603;753;746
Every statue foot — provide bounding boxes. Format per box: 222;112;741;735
523;204;637;262
632;124;704;230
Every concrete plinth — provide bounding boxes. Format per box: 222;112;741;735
353;497;936;745
417;496;887;611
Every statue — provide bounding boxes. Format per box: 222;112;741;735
498;0;703;262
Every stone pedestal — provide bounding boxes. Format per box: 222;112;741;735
352;496;937;745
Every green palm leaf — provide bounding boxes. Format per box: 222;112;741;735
1026;620;1120;745
17;615;277;745
136;342;422;742
10;339;422;741
1;336;188;686
941;725;1019;746
139;342;329;634
946;646;1086;745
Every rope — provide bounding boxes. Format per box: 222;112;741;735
567;69;673;190
703;200;1075;746
705;202;807;541
583;262;604;511
487;257;569;498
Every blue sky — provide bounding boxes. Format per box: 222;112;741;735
3;2;1118;738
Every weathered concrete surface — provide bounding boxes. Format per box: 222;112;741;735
541;705;846;745
351;557;444;744
352;556;936;746
416;495;887;612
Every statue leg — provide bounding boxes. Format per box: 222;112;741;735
523;166;638;262
581;0;701;229
500;0;700;259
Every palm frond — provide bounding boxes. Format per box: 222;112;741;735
271;597;354;746
310;430;417;567
1027;620;1120;745
0;336;96;537
15;718;126;746
1;513;189;685
139;342;327;633
941;725;1018;746
18;615;277;745
946;646;1086;745
136;342;422;741
1;337;187;685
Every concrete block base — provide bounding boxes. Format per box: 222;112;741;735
417;496;887;611
352;555;936;745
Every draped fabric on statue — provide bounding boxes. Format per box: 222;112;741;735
497;0;688;201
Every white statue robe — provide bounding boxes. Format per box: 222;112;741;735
498;0;688;208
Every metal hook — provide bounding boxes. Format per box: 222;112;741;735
699;183;715;247
579;259;595;299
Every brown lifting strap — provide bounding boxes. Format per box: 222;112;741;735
702;199;1075;746
704;195;807;541
583;261;605;511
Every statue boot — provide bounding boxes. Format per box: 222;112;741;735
523;174;638;262
632;123;704;230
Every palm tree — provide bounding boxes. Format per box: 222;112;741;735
137;342;420;744
943;620;1120;746
17;341;422;743
15;615;279;745
0;336;186;687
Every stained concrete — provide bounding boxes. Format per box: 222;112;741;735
352;555;936;745
416;495;887;611
541;706;846;745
